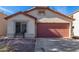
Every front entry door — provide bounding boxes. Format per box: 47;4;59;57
15;22;26;37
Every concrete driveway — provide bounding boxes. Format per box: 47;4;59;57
35;38;79;52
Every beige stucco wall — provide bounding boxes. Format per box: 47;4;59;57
27;9;72;23
27;9;72;38
7;14;36;38
73;12;79;36
0;14;7;37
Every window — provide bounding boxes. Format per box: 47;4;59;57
38;9;45;15
15;22;27;34
16;22;21;34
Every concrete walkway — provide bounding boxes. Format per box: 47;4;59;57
35;38;79;52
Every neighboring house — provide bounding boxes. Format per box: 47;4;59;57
72;11;79;36
0;13;7;37
4;7;74;38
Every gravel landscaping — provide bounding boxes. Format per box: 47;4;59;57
0;38;36;52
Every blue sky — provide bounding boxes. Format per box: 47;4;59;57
0;6;79;15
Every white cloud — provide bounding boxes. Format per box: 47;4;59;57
0;7;13;13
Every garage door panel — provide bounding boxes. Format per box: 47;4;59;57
37;23;69;38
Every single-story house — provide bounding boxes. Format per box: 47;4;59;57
1;6;74;38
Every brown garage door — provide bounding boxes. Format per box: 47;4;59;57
37;23;69;38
